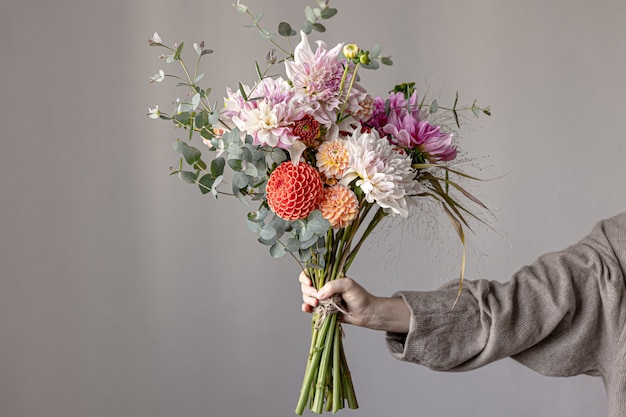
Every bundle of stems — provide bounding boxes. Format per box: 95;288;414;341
295;200;386;415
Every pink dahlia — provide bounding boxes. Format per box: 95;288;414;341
266;162;323;220
383;116;457;162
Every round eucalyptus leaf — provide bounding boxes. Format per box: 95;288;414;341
178;171;197;184
270;242;286;258
260;226;277;240
232;171;249;189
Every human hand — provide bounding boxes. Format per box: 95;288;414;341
299;272;410;333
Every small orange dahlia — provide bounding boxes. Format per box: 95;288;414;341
266;162;323;220
319;185;359;228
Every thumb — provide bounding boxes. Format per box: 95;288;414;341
317;277;355;300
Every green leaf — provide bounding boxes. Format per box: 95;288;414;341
255;9;264;23
302;21;312;34
270;148;288;163
195;111;209;129
173;112;192;126
172;140;186;153
232;171;249;189
320;7;337;19
269;215;288;235
201;49;213;57
304;6;315;22
471;104;480;118
270;242;286;258
238;82;248;101
299;225;314;242
182;145;202;165
228;159;243;171
233;3;247;13
300;236;319;249
381;56;393;66
246;219;262;233
173;42;184;60
371;44;382;58
178;171;197;183
260;226;277;240
430;99;438;114
243;163;258;177
248;206;269;222
278;22;295;37
308;210;322;223
211;175;223;198
311;23;326;32
211;157;225;177
200;127;214;140
198;174;215;194
284;238;301;252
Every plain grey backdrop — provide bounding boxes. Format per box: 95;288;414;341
2;0;625;416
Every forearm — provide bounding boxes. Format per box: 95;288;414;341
366;296;410;333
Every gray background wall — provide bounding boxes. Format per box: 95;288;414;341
1;0;625;416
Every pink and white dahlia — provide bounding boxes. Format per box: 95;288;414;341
340;128;418;217
285;32;365;132
220;77;303;149
285;32;344;125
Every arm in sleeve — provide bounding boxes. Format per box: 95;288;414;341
386;215;626;377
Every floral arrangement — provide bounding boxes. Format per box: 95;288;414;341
147;1;491;414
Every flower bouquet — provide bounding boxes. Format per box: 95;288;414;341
147;1;491;414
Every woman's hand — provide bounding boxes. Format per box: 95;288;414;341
299;272;411;333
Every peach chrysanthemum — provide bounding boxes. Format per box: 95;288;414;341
319;185;359;228
266;162;323;220
316;138;349;180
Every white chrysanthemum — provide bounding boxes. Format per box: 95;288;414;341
340;129;418;217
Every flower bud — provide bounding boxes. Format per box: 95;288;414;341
343;44;359;59
358;51;371;65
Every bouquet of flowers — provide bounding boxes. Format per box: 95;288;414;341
147;1;491;414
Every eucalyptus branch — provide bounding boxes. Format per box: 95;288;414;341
242;7;292;57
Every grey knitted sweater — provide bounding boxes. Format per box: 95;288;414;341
386;212;626;416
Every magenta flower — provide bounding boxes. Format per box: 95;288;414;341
383;116;457;162
367;92;421;134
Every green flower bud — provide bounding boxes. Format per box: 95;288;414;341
358;51;371;65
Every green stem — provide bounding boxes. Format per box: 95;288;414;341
344;207;387;271
340;340;358;409
332;320;343;413
244;9;292;56
337;63;360;122
312;314;337;414
295;311;333;415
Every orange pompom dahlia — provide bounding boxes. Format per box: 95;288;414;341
266;161;323;220
319;185;359;228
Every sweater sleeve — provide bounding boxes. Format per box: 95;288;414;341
385;213;626;377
